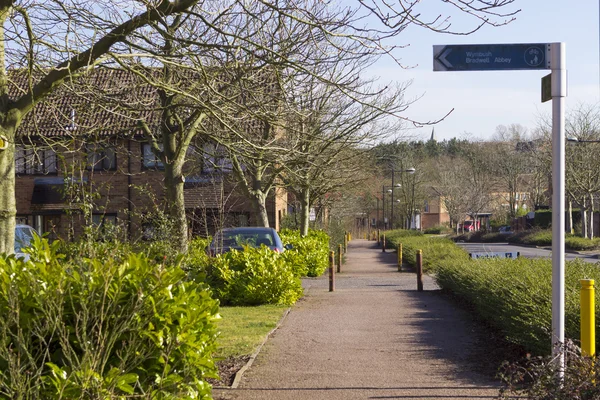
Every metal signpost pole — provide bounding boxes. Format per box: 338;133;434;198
550;42;566;371
434;42;566;373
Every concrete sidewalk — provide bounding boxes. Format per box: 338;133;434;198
214;239;502;400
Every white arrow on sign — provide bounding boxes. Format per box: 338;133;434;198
438;48;453;69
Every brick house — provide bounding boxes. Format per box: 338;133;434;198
420;192;450;230
14;70;287;240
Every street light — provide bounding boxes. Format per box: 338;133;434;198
391;168;416;229
381;185;402;230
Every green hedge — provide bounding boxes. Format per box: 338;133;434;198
385;230;469;273
435;257;600;355
534;209;581;229
279;229;329;277
507;229;552;246
390;234;600;356
0;237;219;399
209;246;303;306
423;225;452;234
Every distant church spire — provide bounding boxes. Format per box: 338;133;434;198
430;127;436;142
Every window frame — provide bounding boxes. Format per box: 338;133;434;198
86;145;117;172
141;143;164;170
15;146;58;175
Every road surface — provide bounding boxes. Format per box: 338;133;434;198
456;242;600;263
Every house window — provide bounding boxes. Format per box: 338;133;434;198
423;200;430;213
87;145;116;171
15;146;57;175
92;213;117;227
142;143;164;169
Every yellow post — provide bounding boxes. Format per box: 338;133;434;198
581;279;596;357
397;243;402;272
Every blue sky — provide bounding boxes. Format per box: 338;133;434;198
364;0;599;141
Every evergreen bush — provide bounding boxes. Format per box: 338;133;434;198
279;229;329;277
210;246;303;306
0;237;219;399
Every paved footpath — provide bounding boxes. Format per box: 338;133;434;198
214;239;503;400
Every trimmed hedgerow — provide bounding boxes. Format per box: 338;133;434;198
423;225;452;234
435;256;600;356
385;231;469;273
388;233;600;355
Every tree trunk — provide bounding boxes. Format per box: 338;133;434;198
0;7;16;254
590;194;594;240
250;191;270;227
299;187;310;237
164;162;188;253
582;197;588;238
568;200;573;234
0;129;16;254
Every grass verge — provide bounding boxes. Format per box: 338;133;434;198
215;304;289;358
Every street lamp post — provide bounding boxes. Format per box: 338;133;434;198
382;184;401;230
391;167;416;229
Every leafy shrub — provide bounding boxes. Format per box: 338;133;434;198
388;233;600;357
423;225;451;234
386;233;469;273
0;237;219;399
533;209;581;230
500;342;600;399
435;255;600;356
279;229;329;277
453;231;511;243
210;246;303;306
507;229;552;246
564;235;600;251
507;229;600;251
534;210;552;229
57;237;133;263
182;237;212;276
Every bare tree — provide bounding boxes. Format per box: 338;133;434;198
564;105;600;238
429;156;471;233
0;0;520;253
0;0;201;253
490;124;530;219
281;39;410;235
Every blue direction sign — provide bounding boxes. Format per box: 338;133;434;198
470;252;520;259
433;43;550;71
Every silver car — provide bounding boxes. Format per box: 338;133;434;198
15;224;38;261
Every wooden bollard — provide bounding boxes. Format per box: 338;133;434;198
382;234;386;253
416;249;423;292
377;229;381;245
329;251;335;292
398;243;402;272
337;244;342;273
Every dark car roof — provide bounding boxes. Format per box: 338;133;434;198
219;227;276;234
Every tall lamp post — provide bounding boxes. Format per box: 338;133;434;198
391;167;416;229
382;185;402;230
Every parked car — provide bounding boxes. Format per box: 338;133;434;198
498;225;513;234
15;224;38;261
208;227;290;256
461;220;480;232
